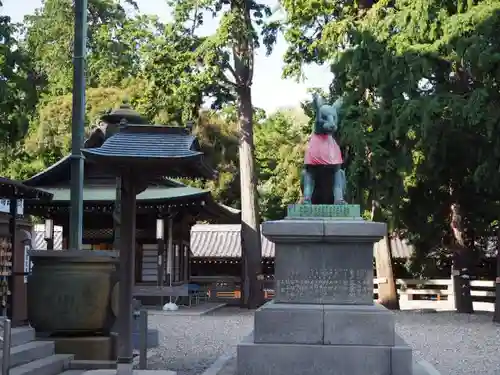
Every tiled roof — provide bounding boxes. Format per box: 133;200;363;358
383;237;414;258
81;125;215;179
190;224;275;258
24;156;189;188
83;126;202;158
23;155;71;186
190;224;414;259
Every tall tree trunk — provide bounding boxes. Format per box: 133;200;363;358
237;85;263;309
450;203;474;313
233;0;263;309
493;227;500;322
371;200;399;310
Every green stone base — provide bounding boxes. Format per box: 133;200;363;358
286;204;361;220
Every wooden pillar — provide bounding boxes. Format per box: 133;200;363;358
156;218;165;286
117;172;136;371
135;242;142;283
179;243;184;283
184;244;189;283
166;216;173;285
187;249;191;282
44;218;54;250
8;199;16;320
174;242;180;282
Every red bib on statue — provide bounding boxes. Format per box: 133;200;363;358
304;134;343;165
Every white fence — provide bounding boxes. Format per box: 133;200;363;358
374;278;496;312
255;278;497;311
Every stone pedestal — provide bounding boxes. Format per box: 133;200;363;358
47;335;117;361
236;209;440;375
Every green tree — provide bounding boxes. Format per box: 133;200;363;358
23;0;160;95
11;0;168;179
255;109;308;220
7;85;146;180
168;0;274;308
274;0;500;313
191;108;241;208
0;1;40;145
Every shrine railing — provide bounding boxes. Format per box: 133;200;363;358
261;278;496;312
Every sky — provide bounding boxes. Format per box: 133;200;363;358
1;0;332;113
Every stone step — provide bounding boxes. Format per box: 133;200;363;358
58;371;86;375
1;340;55;368
9;354;73;375
69;360;116;370
0;327;36;348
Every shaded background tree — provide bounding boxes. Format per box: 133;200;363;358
167;0;276;308
3;0;500;315
271;0;500;312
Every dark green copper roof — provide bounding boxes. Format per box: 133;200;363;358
81;124;216;179
39;185;205;202
0;177;53;200
23;155;187;188
24;184;240;223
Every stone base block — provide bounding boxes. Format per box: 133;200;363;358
238;332;413;375
324;304;395;346
254;301;395;346
263;219;386;305
392;334;413;375
238;334;392;375
202;354;441;375
49;336;116;361
254;302;323;344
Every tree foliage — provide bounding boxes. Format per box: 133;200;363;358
255;109;308;220
274;0;500;273
22;0;159;94
0;1;40;145
2;0;500;296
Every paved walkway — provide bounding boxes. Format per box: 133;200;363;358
145;303;226;316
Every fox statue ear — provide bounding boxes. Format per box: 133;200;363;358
312;93;325;110
332;97;343;110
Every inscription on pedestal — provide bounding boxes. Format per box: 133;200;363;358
276;268;371;305
274;243;374;305
278;269;370;300
287;204;361;219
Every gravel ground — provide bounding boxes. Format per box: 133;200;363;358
395;310;500;375
146;307;500;375
147;307;253;375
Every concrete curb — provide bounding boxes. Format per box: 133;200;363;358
200;351;235;375
200;303;227;316
415;360;441;375
146;303;227;317
200;355;442;375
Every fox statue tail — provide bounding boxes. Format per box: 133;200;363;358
340;169;346;191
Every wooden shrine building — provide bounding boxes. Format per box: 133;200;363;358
0;177;52;325
189;224;416;282
23;155;239;285
22;109;240;287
